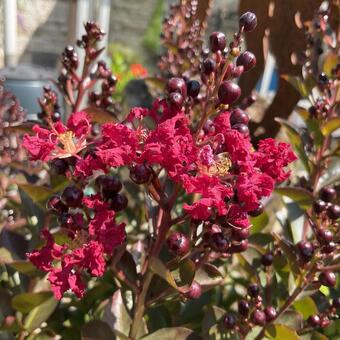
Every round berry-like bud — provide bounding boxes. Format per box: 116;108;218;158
202;58;216;75
239;12;257;32
238;300;250;317
58;212;76;229
320;316;330;328
186;80;201;98
211;232;229;252
47;195;68;214
248;283;260;297
52;111;61;122
316;229;333;244
50;158;69;176
318;73;329;85
230;108;249;126
332;298;340;309
129;164;152;184
297;240;314;262
203;119;215;134
233;123;249;135
313;199;327;214
232;227;249;241
249;203;264;217
218;81;241;105
236;51;256;72
326;204;340;220
319;271;336;287
261;252;274;267
209;32;227;52
223;314;236;329
61;186;83;207
110;193;128;211
96;175;122;199
264;306;277;322
185;281;202;299
167;232;190;256
167;77;187;97
308;314;321;327
320;187;336;202
251;309;266;326
230;239;248;253
322;241;336;254
168;92;184;110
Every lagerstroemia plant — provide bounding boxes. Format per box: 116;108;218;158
1;2;338;340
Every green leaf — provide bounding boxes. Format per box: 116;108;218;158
7;261;42;277
195;264;223;288
272;233;300;276
323;52;338;76
311;331;329;340
319;285;330;296
144;77;166;92
83;106;116;124
275;187;314;210
18;184;54;205
295;107;309;121
265;324;299;340
202;305;226;339
141;327;203;340
0;247;13;263
103;289;147;338
81;320;115;340
250;212;269;234
103;289;132;338
178;259;195;287
24;297;58;332
294;296;318;319
12;292;53;314
276;311;303;330
321;118;340;136
282;75;309;98
149;257;178;289
306;118;324;147
3;121;36;135
275;118;310;172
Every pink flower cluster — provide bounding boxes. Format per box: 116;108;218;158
23;100;296;299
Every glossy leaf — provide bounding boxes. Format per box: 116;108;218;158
323;52;338;76
0;247;13;263
293;296;318;319
265;324;299;340
18;184;54;205
281;75;309;98
178;259;195;287
103;289;132;337
320;118;340;136
250;211;269;234
23;297;58;332
141;327;203;340
7;261;43;277
12;292;53;314
275;187;314;210
276;311;303;330
81;320;115;340
275;118;310;172
202;305;226;339
149;257;178;289
272;233;300;275
195;264;223;288
83;106;117;124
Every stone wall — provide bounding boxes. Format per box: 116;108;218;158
0;0;240;69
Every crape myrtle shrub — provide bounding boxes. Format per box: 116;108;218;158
0;1;339;339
